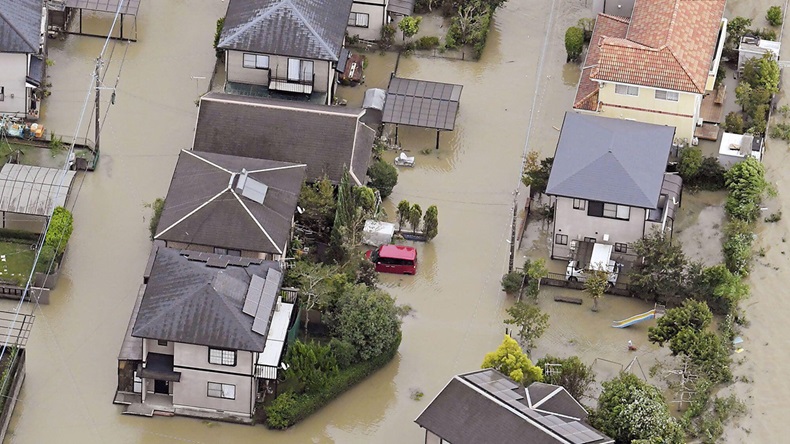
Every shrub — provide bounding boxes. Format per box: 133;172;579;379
723;112;744;134
723;220;753;275
749;104;768;135
213;18;225;60
679;146;703;181
379;24;396;49
724;157;767;222
564;27;584;62
767;6;783;26
35;245;57;274
329;338;357;369
265;391;300;429
45;206;73;256
501;271;525;294
367;159;398;199
415;36;440;49
535;355;595;401
694;157;726;190
147;198;164;241
755;27;778;41
285;341;339;393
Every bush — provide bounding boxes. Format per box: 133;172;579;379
501;271;525;294
535;355;594;401
724;157;767;222
564;27;584;62
723;220;753;275
723;112;744;134
148;198;165;241
329;338;357;369
379;24;396;49
679;146;703;181
45;206;73;256
265;334;400;429
415;36;440;49
213;18;225;60
285;341;339;393
0;228;40;243
367;159;398;199
35;245;57;274
755;27;778;41
767;6;783;26
694;157;726;190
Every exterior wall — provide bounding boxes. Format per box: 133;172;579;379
347;2;387;41
146;338;174;355
225;50;333;95
425;430;445;444
597;81;699;142
3;212;45;233
551;196;647;259
172;342;256;416
0;53;29;116
706;19;728;92
161;240;273;260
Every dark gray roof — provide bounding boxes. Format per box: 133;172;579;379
527;382;588;420
415;369;612;444
63;0;141;15
387;0;415;15
383;77;462;131
546;112;675;208
131;248;282;352
0;0;42;53
217;0;352;61
193;92;374;185
155;150;306;255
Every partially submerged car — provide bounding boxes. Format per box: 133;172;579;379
365;245;417;275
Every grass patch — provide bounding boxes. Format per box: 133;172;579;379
0;241;36;285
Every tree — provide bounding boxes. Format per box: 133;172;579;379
648;300;713;347
521;258;547;301
564;27;584;62
325;284;401;361
423;205;439;241
396;200;411;232
367;159;398;198
724;156;768;222
591;373;684;444
535;355;594;401
678;146;703;181
213;17;225;60
725;17;752;52
522;155;553;197
742;53;780;94
408;203;422;234
285;340;339;393
501;271;525;294
583;268;608;312
504;302;549;354
287;261;342;333
723;112;744;134
767;6;783;26
481;335;543;384
45;206;74;256
629;230;688;303
297;177;336;241
330;171;377;260
398;16;422;41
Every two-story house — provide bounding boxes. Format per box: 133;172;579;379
346;0;415;42
415;368;613;444
153;149;306;261
546;113;682;260
573;0;727;143
114;246;297;422
217;0;353;105
193;92;376;185
0;0;47;120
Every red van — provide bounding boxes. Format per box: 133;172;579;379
365;245;418;275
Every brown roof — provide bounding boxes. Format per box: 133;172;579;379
573;14;629;110
584;0;724;95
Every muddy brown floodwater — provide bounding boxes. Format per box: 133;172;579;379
3;0;784;443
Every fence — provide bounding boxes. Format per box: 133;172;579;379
540;272;633;297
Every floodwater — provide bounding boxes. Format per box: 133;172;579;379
2;0;780;444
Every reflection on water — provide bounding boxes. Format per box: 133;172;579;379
561;63;581;87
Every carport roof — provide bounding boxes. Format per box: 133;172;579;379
63;0;141;15
383;77;462;131
0;164;75;216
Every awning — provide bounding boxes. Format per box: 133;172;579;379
387;0;415;15
139;353;181;382
27;56;45;88
0;164;76;216
383;77;462;131
64;0;141;15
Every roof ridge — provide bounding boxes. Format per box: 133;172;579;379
598;12;630;24
608;151;654;207
232;190;283;254
134;282;211;338
664;0;681;50
155;188;230;238
287;0;339;60
182;149;234;174
0;7;38;53
217;0;286;48
664;46;703;92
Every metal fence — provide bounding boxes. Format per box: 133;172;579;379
540;272;633;297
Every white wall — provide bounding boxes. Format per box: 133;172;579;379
0;53;29;115
347;3;387;41
146;338;174;355
225;50;333;95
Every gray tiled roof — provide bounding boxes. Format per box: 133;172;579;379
546;112;675;209
192;93;374;185
527;382;588;420
155;150;306;255
0;0;42;53
132;247;282;352
217;0;352;61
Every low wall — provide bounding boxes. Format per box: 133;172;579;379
541;273;632;297
0;349;26;442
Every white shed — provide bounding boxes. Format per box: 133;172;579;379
718;132;763;169
362;220;395;247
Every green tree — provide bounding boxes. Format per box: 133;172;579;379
213;17;225;60
481;335;543;384
379;24;396;49
325;284;401;361
629;230;688;304
396;200;411;232
504;302;549;354
398;16;422;41
583;268;609;312
767;6;783;26
501;270;525;294
591;373;684;444
521;258;547;301
749;104;768;135
725;17;752;51
678;146;703;181
522;155;553;197
723;112;744;133
564;27;584;62
535;355;594;401
297;177;336;241
367;159;398;198
724;156;768;222
423;205;439;241
45;206;74;256
648;300;713;347
742;53;780;93
408;203;422;234
285;340;339;393
723;219;754;275
330;171;377;260
286;261;342;333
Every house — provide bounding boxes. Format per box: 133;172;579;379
217;0;353;105
114;246;297;422
192;92;376;185
0;0;47;120
153;149;306;261
346;0;415;42
415;368;613;444
546;113;682;260
573;0;727;143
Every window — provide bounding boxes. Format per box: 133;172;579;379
614;242;628;253
572;199;586;210
0;87;4;101
208;348;236;366
157;340;168;346
615;84;639;96
348;12;369;27
587;201;630;220
287;59;314;82
584;237;597;243
207;382;236;400
555;234;568;245
654;90;679;101
242;53;269;69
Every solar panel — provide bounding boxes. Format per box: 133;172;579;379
242;275;266;316
206;256;230;268
548;419;604;444
251;268;282;335
236;169;268;204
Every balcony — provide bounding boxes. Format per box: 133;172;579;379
268;65;315;95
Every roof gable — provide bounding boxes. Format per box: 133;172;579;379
218;0;352;60
0;0;42;53
545;113;675;208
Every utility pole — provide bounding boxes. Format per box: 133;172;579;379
508;191;518;273
94;57;102;153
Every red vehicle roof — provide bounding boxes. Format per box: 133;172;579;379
378;245;417;260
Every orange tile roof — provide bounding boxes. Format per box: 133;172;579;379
591;0;726;94
573;14;629;110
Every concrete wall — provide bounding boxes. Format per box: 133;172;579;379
597;82;699;142
0;53;28;116
552;196;646;259
3;213;45;233
172;343;255;416
347;2;387;41
0;349;25;443
226;50;333;95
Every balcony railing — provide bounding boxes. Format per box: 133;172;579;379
268;66;315;95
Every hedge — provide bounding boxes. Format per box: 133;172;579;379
265;333;401;429
0;229;40;243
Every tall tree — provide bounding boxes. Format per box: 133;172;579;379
286;261;341;333
398;16;421;41
396;200;411;232
297;177;336;241
504;302;549;354
583;269;609;312
481;335;543;384
629;230;688;303
423;205;439;241
408;204;422;234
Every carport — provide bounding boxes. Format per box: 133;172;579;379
59;0;141;41
0;165;76;233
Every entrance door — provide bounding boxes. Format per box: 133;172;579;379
154;380;169;394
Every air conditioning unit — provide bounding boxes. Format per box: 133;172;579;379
691;137;700;146
602;234;610;242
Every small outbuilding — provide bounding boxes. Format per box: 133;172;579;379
362;220;395;247
718;132;764;169
0;164;76;232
